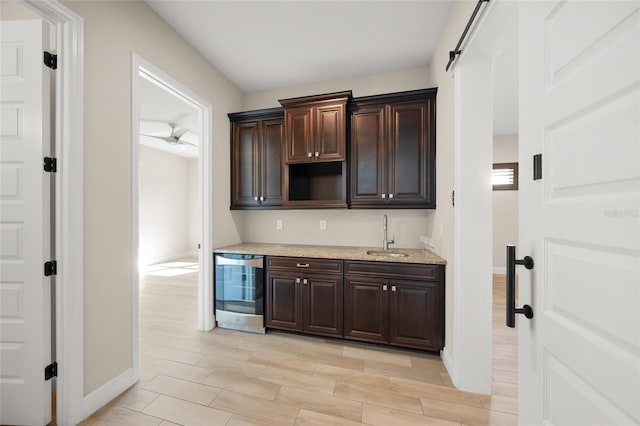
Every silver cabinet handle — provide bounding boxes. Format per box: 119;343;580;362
383;284;387;291
303;278;308;285
254;196;259;201
296;278;301;284
381;194;386;199
389;194;394;199
259;196;265;201
307;152;312;158
315;152;319;157
391;285;397;292
296;263;310;268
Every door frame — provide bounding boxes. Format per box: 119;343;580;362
21;0;85;424
130;55;214;372
446;0;519;394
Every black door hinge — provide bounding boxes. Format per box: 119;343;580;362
44;157;57;173
45;362;57;380
44;260;57;277
451;190;455;207
533;154;542;180
44;51;57;70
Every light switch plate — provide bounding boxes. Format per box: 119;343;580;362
276;219;283;230
319;220;327;231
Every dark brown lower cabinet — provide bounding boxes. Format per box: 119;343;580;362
266;257;343;337
344;261;444;351
265;257;444;351
343;278;388;344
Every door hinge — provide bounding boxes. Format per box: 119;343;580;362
451;190;455;207
44;260;57;277
44;51;57;70
44;157;57;173
533;154;542;180
45;362;57;380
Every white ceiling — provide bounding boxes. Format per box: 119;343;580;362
140;1;518;141
139;74;199;158
144;0;453;92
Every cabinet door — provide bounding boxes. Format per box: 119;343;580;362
260;119;284;206
285;106;312;163
389;279;443;350
303;273;343;337
344;276;388;343
231;121;260;208
266;271;301;331
388;101;429;206
350;106;387;206
315;103;345;161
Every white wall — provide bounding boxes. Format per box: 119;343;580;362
239;66;436;249
60;0;244;395
493;134;519;272
243;66;431;110
426;0;477;366
139;146;192;264
188;158;199;252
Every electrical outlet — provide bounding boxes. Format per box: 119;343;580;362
276;219;283;230
319;220;327;231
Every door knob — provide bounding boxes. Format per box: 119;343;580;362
506;245;534;328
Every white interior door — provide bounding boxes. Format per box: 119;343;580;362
1;19;52;425
518;2;639;424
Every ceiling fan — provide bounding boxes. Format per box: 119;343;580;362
140;122;196;147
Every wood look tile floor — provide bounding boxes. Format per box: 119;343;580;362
81;260;517;426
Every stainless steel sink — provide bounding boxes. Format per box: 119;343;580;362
366;250;409;258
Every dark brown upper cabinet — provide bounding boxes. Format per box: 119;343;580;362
279;91;352;164
229;108;285;209
350;88;437;209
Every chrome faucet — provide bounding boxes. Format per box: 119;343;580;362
382;214;395;251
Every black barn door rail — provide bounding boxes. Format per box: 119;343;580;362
445;0;491;72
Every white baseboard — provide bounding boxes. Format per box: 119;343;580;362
142;251;197;266
83;368;137;420
493;266;506;275
440;347;457;388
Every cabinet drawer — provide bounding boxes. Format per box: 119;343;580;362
344;261;439;281
267;256;343;274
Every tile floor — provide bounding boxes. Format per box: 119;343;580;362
81;259;517;425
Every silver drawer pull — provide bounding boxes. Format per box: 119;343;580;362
381;194;386;199
254;196;258;201
303;278;308;284
307;152;312;157
389;193;394;199
383;284;388;291
296;263;310;268
391;285;397;292
296;278;301;284
259;196;265;201
315;152;319;157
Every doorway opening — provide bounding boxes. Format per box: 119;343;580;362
490;33;519;401
131;54;214;381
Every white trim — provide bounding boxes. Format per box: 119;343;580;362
141;251;199;267
493;266;506;275
82;368;135;420
131;54;215;390
440;347;455;384
22;1;85;424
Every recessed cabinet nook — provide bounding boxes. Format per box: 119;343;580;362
228;88;437;209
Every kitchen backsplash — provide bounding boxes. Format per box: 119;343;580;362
232;209;436;250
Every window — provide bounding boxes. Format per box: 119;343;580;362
493;162;518;190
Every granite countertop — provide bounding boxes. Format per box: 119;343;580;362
213;242;446;265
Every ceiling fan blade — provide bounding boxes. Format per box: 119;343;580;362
140;133;175;143
173;127;188;140
177;139;197;147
